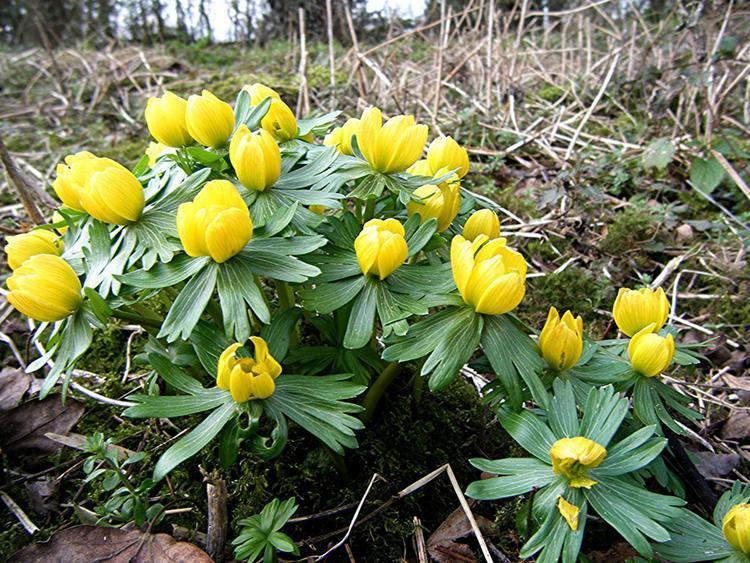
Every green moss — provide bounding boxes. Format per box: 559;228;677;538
537;83;564;102
601;205;658;255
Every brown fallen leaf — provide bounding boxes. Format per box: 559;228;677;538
0;395;84;455
12;525;214;562
0;367;31;411
427;505;494;563
25;476;59;516
694;451;741;479
720;411;750;442
723;374;750;405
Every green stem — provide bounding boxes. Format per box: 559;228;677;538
361;362;403;424
411;372;425;405
326;448;350;480
206;298;223;329
363;198;376;221
275;280;295;310
112;309;162;329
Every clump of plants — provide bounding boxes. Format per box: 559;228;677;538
3;80;743;562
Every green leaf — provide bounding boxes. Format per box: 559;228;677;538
124;390;230;418
466;460;555;500
548;379;578;437
83;288;112;323
405;218;438;257
118;254;210;289
499;411;557;462
41;310;93;398
641;138;675;170
253;201;298;238
158;263;218;342
578;384;628;446
298;276;365;314
423;308;483;391
147;352;211;395
655;508;735;562
343;278;378;349
190;322;231;378
237;250;320;283
156;167;212;213
690;156;724;194
218;260;270;341
264;374;365;454
260;308;302;361
382;307;466;362
235;95;271;129
153;402;236;481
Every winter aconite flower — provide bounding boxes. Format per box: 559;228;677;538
450;235;527;315
613;287;670;337
6;254;82;322
144;91;193;147
52;151;96;211
539;306;584;371
462;209;500;241
176;180;253;263
244;82;282;105
5;229;63;270
628;324;675;377
549;436;607;489
229;126;281;192
186;90;234;148
357;107;428;173
723;504;750;554
407;170;461;232
77;157;145;225
354;219;408;280
427;135;470;178
324;118;361;155
243;85;298;142
217;336;282;402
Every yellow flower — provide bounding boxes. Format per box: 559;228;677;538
243;83;282;105
723;503;750;554
557;496;580;531
52;151;96;211
5;229;63;270
176;179;253;263
261;99;298;141
427;135;470;178
6;254;82;322
463;209;500;241
229;125;281;192
627;324;675;377
550;436;607;489
450;235;527;315
612;287;670;337
407;168;461;232
146;142;171;167
52;211;68;234
357;107;428;173
324;118;361;155
407;159;433;177
309;205;327;215
539;307;584;371
144;91;193;147
216;336;282;402
186;90;235;148
77;157;145;225
354;218;408;280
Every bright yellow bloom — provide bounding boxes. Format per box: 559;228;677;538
52;151;96;211
354;219;408;280
613;287;670;337
146;142;171;167
6;254;82;322
5;229;63;270
244;83;281;105
550;436;607;489
407;168;461;232
427;135;470;178
176;180;253;263
723;503;750;554
262;99;298;141
144;91;193;147
628;324;675;377
76;157;145;225
557;496;580;531
229;125;281;192
52;211;68;234
217;337;282;402
463;209;500;241
324;118;361;155
185;90;235;148
450;235;527;315
309;205;327;215
357;107;428;173
539;307;584;371
407;159;433;177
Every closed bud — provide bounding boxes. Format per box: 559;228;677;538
357;107;428;173
463;209;500;241
261;99;298;141
243;83;281;105
7;254;82;322
407;167;461;232
539;307;584;371
627;324;675;377
52;151;96;211
613;287;670;337
354;219;408;280
146;142;172;168
427;135;470;178
407;159;433;177
144;91;193;147
723;504;750;555
78;157;145;225
186;90;235;148
5;229;63;270
451;235;527;315
323;118;361;155
176;180;253;263
549;436;607;489
216;336;282;403
229;125;281;191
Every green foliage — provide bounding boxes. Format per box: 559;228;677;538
601;204;659;254
232;497;299;563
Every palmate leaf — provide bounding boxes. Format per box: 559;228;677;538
158;262;219;342
520;488;587;563
498;410;557;462
123;392;229;418
422;308;483;391
343;278;378;349
299;275;366;314
190;321;231;377
466;458;555;500
594;425;664;477
578;384;629;447
655;508;736;562
40;308;94;398
218;259;270;341
235;248;320;283
263;374;365;454
117;254;211;289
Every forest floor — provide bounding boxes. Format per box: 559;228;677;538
1;4;750;560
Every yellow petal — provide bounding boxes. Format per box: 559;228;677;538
557;496;580;531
